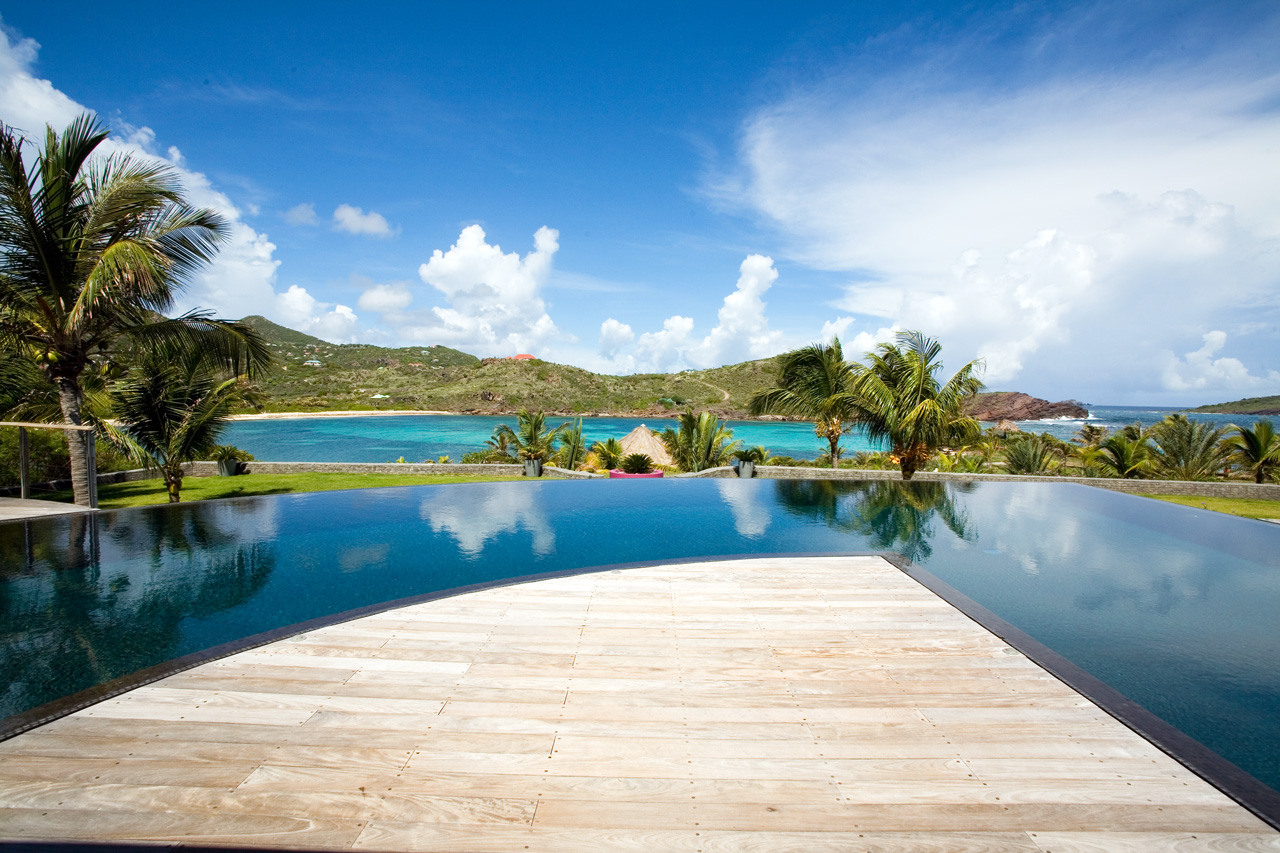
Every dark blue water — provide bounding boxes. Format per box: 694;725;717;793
220;408;1256;463
2;480;1277;792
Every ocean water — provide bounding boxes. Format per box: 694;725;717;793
221;406;1263;463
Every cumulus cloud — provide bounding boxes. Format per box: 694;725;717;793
599;255;790;374
686;254;785;367
1161;331;1280;393
333;203;397;237
598;318;634;358
357;281;413;314
0;29;364;342
709;12;1280;402
275;285;360;341
390;225;564;356
283;203;318;226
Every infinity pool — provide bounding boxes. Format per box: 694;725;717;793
2;479;1277;796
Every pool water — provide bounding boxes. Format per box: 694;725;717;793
1;479;1277;793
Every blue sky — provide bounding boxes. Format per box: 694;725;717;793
1;1;1278;404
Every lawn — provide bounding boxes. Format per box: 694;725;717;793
1141;493;1280;521
35;471;528;510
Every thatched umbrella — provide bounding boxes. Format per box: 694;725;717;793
995;418;1020;435
619;424;674;466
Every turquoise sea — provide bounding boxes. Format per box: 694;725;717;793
221;405;1257;463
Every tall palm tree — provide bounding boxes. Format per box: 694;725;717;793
846;331;985;480
1225;420;1280;484
748;338;858;467
661;411;741;472
0;115;271;505
1148;414;1230;481
110;350;263;502
492;409;568;462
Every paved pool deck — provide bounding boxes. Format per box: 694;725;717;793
0;556;1275;851
0;496;95;522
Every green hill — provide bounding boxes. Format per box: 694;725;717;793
239;315;326;347
1186;395;1280;415
241;318;776;416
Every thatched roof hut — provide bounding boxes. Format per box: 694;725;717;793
619;424;674;467
995;418;1020;434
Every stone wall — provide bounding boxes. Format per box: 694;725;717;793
754;466;1280;500
8;460;1276;499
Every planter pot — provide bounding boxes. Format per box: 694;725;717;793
737;460;756;478
216;460;238;477
608;470;664;478
523;459;544;477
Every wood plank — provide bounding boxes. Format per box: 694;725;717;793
0;555;1270;851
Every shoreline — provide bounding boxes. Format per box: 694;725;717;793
230;409;457;421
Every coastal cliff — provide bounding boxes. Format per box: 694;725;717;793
964;392;1088;422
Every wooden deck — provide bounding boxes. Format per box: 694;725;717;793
0;556;1275;851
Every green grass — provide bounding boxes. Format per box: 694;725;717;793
34;471;527;510
1140;493;1280;520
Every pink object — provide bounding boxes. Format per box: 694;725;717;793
608;470;664;478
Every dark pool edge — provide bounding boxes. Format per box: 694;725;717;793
3;549;1277;837
0;550;875;744
896;559;1280;833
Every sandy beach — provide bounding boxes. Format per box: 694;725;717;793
229;409;456;421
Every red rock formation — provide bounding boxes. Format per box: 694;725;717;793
964;392;1088;422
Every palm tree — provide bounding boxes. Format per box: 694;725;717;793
1148;414;1229;481
1094;433;1152;479
748;339;858;468
589;437;625;470
1002;435;1061;475
110;350;263;502
492;409;567;462
846;331;985;480
661;411;741;472
0;115;271;505
1225;420;1280;483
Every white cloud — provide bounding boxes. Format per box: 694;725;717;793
0;29;362;342
1161;331;1280;393
357;282;413;314
686;254;785;367
598;255;791;374
711;29;1280;402
631;315;695;373
598;318;634;358
333;203;397;237
399;224;564;356
283;203;318;226
275;285;360;341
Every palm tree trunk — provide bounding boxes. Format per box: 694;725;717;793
828;434;840;468
55;378;92;507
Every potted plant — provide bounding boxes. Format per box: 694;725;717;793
609;453;664;479
210;444;254;477
732;446;770;479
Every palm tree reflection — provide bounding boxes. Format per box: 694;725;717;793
773;479;973;562
0;505;275;721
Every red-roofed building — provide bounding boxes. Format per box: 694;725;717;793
513;354;535;360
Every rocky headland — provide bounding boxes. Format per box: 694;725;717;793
964;392;1089;422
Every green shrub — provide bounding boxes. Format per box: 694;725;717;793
619;453;654;474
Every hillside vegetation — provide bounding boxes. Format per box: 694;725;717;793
1187;395;1280;415
246;316;776;416
244;318;1085;421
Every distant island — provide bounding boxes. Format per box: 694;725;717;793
240;316;1089;422
1185;395;1280;415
